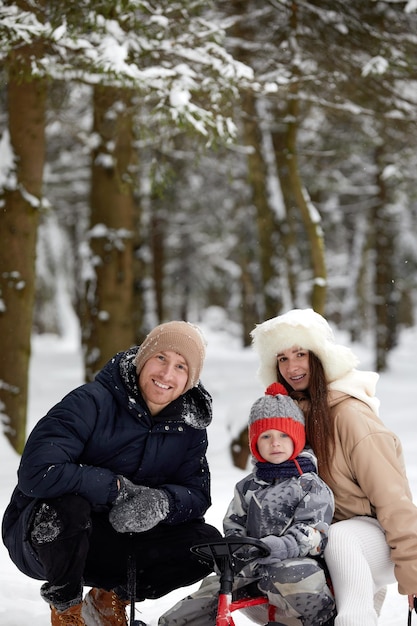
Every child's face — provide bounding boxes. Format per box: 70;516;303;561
257;429;294;464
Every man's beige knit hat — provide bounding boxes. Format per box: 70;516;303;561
134;321;207;392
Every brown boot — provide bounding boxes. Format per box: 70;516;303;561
82;588;128;626
51;603;85;626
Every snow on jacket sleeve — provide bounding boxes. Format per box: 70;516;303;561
17;385;117;506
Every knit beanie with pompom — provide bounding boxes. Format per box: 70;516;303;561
248;382;306;463
134;321;207;393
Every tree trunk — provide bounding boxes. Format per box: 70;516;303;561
285;95;327;315
237;209;260;346
150;207;166;323
278;0;327;314
372;145;396;372
0;46;46;453
241;91;279;322
82;86;138;381
231;427;250;470
224;0;281;323
272;123;301;308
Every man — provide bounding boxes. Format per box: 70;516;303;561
2;321;221;626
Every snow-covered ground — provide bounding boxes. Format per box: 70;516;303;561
1;318;416;625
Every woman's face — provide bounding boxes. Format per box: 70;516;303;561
277;346;310;391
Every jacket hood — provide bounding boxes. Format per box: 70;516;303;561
327;369;380;416
95;347;213;429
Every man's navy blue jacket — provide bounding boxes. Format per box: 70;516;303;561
2;347;213;579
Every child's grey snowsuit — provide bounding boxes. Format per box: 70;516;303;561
159;449;335;626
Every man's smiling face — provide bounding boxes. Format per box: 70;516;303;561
138;350;188;415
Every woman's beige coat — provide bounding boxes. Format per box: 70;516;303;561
324;388;417;595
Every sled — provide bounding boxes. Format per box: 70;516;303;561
190;536;278;626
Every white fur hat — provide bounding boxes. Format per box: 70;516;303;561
250;308;359;386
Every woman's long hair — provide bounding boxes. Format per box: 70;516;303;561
276;352;335;485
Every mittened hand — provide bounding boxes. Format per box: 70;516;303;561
109;485;170;533
257;534;297;563
112;476;144;505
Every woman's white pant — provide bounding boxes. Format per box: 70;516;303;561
324;517;396;626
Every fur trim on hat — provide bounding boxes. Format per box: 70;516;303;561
134;321;207;393
248;383;306;463
250;308;359;387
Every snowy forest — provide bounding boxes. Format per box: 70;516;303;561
1;0;417;455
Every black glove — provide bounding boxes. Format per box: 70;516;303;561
109;485;170;533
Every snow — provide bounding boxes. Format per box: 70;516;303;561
1;321;416;626
0;129;16;190
405;0;417;13
362;56;389;77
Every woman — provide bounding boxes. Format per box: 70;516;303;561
2;321;222;626
250;308;417;626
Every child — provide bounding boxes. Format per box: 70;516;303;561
159;383;336;626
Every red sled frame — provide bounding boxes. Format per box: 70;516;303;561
190;536;276;626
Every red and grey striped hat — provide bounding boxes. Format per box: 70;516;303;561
248;382;305;463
